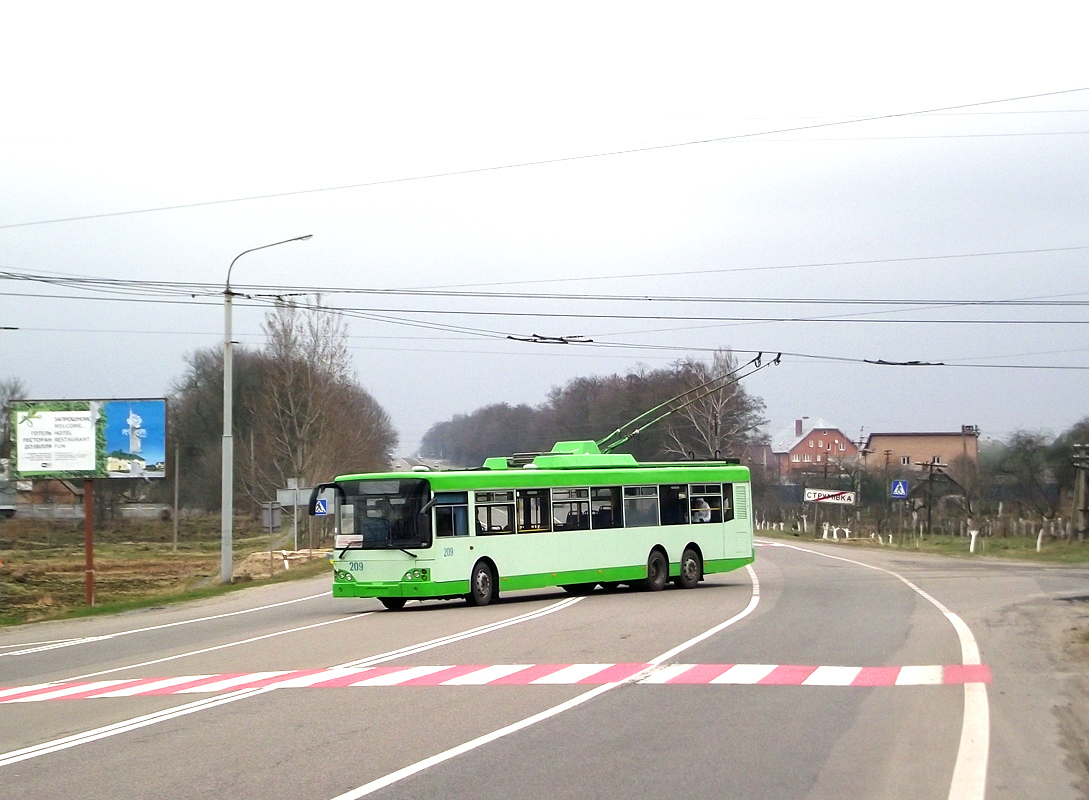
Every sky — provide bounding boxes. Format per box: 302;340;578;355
1;1;1087;456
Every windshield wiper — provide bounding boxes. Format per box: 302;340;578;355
399;548;418;559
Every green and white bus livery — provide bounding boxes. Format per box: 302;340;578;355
308;440;754;610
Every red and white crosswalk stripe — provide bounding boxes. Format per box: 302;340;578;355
0;662;990;702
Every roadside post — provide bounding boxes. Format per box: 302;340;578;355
84;479;94;605
277;482;313;553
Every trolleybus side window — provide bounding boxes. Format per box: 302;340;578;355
623;485;660;527
659;484;690;526
552;487;590;531
689;483;722;524
434;492;469;538
590;486;623;529
722;483;735;522
475;490;515;535
517;488;551;533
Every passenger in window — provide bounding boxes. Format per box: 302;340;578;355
692;497;711;523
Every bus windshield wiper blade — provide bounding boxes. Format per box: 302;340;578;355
400;548;418;559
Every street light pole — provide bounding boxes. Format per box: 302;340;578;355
221;235;312;584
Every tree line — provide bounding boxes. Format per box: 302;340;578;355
419;349;768;466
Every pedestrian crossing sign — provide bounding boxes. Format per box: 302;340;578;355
314;498;328;515
890;480;909;499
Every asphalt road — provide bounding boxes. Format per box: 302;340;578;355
1;539;1086;800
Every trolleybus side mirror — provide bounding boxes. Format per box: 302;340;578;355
308;483;344;515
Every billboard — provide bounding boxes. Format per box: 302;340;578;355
11;399;167;479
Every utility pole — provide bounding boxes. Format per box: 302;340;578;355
915;457;941;537
1073;444;1088;541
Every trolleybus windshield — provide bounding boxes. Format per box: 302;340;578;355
338;479;431;550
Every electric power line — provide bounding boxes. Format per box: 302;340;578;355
3;86;1087;230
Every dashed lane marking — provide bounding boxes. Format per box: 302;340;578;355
0;662;991;701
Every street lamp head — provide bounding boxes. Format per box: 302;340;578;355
226;234;313;291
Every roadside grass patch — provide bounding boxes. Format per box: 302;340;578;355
0;517;332;626
758;527;1089;564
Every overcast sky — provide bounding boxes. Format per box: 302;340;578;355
2;2;1087;455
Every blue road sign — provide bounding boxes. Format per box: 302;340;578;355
314;498;328;516
891;480;909;499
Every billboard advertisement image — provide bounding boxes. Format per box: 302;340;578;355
103;400;167;478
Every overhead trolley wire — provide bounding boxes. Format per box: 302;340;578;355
3;86;1087;230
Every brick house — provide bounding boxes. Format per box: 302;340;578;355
863;426;980;471
772;419;859;477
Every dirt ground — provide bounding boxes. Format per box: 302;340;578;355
1052;596;1089;797
0;516;334;624
231;549;331;581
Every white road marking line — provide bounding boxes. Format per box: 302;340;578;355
0;682;60;700
263;669;367;689
637;664;696;684
66;614;366;682
0;687;273;767
0;661;992;700
174;672;289;693
94;676;213;697
0;591;331;659
351;666;451;686
803;666;862;686
0;638;80;651
328;564;761;800
759;539;990;800
529;664;612;684
6;681;132;703
333;596;583;669
896;665;944;686
710;664;777;684
441;665;531;685
0;592;582;765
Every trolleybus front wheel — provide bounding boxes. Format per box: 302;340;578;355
379;597;407;611
643;550;668;592
468;560;495;606
676;547;701;590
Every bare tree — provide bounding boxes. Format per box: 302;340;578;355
999;431;1060;519
167;301;396;511
664;350;767;459
238;299;397;506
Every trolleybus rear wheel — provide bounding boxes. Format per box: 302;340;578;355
676;547;701;590
468;561;495;606
643;550;668;592
379;597;407;610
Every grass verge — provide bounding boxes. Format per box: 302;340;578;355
0;517;332;626
757;527;1089;563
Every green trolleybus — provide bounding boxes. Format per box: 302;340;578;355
308;440;754;609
